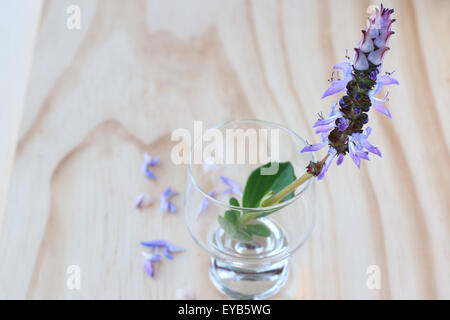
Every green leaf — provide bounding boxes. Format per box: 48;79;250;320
229;197;240;207
242;162;297;208
243;224;271;237
218;216;253;242
224;210;239;225
224;197;241;225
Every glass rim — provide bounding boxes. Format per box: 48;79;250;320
186;119;315;211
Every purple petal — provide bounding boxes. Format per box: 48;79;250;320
197;191;216;216
161;187;172;199
135;193;153;209
368;46;390;65
160;200;169;213
356;151;370;161
377;75;399;86
374;31;394;48
143;260;154;277
360;30;374;53
315;124;335;134
360;139;382;157
167;244;184;253
160;187;178;201
313;117;337;127
164;247;173;260
348;141;361;168
197;197;209;215
144;152;152;164
142;252;161;262
141;240;169;248
150;156;160;166
220;176;242;196
321;80;347;99
169;202;177;213
145;170;156;180
372;100;392;118
354;48;369;71
333;62;352;76
301;142;327;153
337;117;349;131
317;148;337;180
336;153;344;166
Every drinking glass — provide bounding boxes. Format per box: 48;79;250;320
184;119;316;299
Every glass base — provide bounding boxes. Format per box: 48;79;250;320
209;257;289;300
208;218;290;299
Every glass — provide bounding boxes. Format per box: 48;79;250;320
184;119;316;299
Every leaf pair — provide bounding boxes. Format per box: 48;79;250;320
218;197;271;242
218;162;297;242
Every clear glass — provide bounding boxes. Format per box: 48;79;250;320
184;119;316;299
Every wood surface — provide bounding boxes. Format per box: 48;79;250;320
0;0;449;299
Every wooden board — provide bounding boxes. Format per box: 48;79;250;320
0;0;449;299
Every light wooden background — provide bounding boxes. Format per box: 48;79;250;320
0;0;449;299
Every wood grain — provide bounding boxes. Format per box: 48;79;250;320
0;0;449;299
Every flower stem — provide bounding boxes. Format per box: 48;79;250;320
237;172;313;226
261;154;329;207
260;172;313;207
237;155;327;227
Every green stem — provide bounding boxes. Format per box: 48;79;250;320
260;154;328;208
261;172;313;207
238;172;313;226
237;154;328;226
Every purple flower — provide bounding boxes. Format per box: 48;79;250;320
141;241;184;278
312;102;342;134
346;127;381;168
369;74;399;118
353;127;382;156
302;5;397;180
197;191;216;218
142;253;161;278
359;30;374;53
160;187;178;213
348;137;367;168
142;153;159;179
336;117;349;132
374;31;394;48
354;48;369;71
336;153;345;166
301;132;328;153
141;240;184;260
135;193;153;209
321;62;353;99
317;147;337;180
368;46;390;65
220;176;242;197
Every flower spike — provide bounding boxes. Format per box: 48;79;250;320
301;4;397;179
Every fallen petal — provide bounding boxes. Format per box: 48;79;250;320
143;260;154;277
135;193;153;209
176;288;196;300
